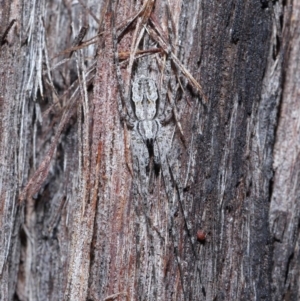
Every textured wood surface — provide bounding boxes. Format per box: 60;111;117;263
0;0;299;301
269;1;300;300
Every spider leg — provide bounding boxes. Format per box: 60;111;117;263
156;8;178;126
156;122;198;299
156;53;185;138
147;19;208;102
131;126;160;298
157;127;203;293
130;130;147;297
158;147;188;300
131;128;150;178
126;0;155;91
167;156;203;287
112;8;135;126
157;54;171;123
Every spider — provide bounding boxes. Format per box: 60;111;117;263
111;0;206;186
125;74;173;177
111;6;205;293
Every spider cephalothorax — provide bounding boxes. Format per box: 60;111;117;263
132;75;158;121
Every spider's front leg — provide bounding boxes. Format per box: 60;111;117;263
156;57;175;126
112;11;136;128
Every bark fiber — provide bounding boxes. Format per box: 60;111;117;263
0;0;299;301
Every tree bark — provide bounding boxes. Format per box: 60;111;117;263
0;0;299;301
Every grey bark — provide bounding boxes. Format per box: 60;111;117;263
0;0;299;301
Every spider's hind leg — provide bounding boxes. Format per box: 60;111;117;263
131;128;150;177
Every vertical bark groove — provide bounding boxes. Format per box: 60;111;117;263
0;1;299;301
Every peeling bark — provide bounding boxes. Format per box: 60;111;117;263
0;1;299;301
269;1;300;300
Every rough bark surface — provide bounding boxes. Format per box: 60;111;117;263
269;1;300;301
0;0;299;301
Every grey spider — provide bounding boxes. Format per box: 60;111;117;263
119;75;173;176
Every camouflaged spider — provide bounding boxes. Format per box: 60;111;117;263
119;74;173;176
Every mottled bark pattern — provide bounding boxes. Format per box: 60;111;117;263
269;1;300;300
0;0;299;301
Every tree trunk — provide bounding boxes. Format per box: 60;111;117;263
0;0;299;300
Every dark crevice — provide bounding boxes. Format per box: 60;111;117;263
13;292;21;301
272;35;281;60
284;251;294;284
268;177;274;202
273;236;282;243
202;286;206;297
279;14;283;29
260;0;269;9
0;19;16;45
19;227;27;247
